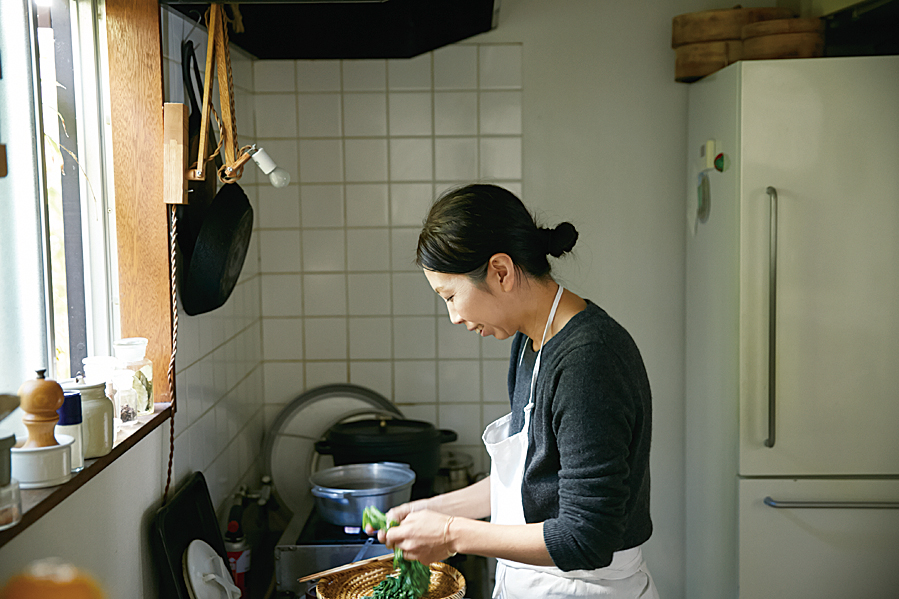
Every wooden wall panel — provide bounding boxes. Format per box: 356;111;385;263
105;0;172;403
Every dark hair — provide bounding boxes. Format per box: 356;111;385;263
415;184;579;283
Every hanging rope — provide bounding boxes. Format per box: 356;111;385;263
162;204;179;505
191;4;249;185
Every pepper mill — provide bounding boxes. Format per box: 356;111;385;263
17;370;65;449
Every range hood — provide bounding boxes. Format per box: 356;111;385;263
161;0;500;60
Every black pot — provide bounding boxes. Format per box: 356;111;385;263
315;419;457;490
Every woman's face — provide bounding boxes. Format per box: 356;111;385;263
423;269;517;340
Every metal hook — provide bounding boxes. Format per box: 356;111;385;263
183;9;204;41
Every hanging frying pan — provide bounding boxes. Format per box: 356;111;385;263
179;8;253;316
180;183;253;315
177;40;221;266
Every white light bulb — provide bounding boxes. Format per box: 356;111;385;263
250;146;291;188
268;167;291;188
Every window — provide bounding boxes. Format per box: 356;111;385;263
0;0;116;393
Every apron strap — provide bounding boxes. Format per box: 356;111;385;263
520;285;564;406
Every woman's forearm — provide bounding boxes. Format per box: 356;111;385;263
409;476;492;520
448;518;554;566
400;477;555;566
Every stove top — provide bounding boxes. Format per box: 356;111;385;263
296;508;373;545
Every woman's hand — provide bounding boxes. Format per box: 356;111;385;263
381;509;456;564
362;499;423;537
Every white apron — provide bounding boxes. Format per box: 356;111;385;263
482;285;659;599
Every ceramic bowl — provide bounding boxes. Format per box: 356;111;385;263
11;434;75;489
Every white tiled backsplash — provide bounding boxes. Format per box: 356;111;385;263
162;6;524;489
162;8;264;510
256;45;523;474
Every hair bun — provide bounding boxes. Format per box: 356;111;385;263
546;222;579;257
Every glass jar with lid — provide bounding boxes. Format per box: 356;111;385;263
112;337;153;416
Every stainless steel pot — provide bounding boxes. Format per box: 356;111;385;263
309;462;415;527
435;450;475;494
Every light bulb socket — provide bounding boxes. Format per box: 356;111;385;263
250;147;277;175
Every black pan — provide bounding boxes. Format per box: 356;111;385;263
180;183;253;315
177;41;253;316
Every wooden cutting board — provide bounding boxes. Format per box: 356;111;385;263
742;18;824;60
675;40;743;83
672;6;795;48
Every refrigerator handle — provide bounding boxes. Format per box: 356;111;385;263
765;186;778;448
764;496;899;509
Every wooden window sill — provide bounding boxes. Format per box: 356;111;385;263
0;404;172;549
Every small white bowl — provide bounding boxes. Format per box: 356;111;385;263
11;434;75;489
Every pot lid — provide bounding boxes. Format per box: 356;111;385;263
264;384;403;516
325;418;439;446
440;450;474;471
182;540;241;599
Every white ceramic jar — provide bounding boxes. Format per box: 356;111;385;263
61;379;113;458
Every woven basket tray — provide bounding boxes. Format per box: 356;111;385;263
316;561;465;599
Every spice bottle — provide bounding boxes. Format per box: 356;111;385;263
55;391;85;472
112;338;153;415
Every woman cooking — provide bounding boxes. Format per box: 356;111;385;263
367;184;659;598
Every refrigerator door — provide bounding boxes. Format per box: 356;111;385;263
739;478;899;599
738;57;899;476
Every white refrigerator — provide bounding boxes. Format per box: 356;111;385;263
685;56;899;599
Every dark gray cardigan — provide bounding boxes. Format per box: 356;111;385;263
506;300;653;571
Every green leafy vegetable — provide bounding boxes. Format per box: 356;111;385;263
362;506;431;599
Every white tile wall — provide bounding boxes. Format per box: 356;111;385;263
167;37;524;488
390;183;433;226
390;138;433;181
435;92;478;135
296;60;341;92
347;229;391;271
343;60;387;91
301;185;344;228
343;93;388;137
434;46;478;90
346;184;389;226
162;7;266;514
388;93;432;136
299;139;344;183
345;139;388;182
255;94;298;138
298;94;342;138
348;273;391;316
257;185;300;229
388;54;432;91
301;230;346;272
